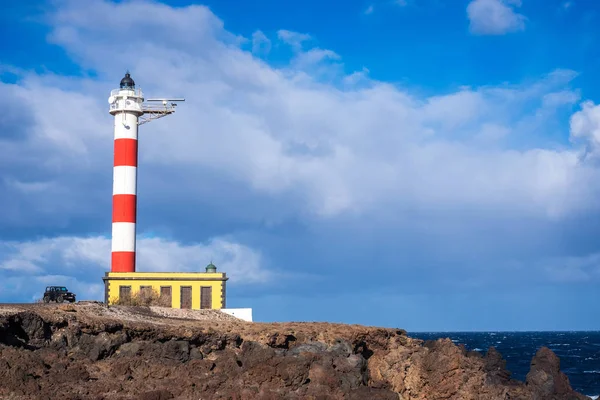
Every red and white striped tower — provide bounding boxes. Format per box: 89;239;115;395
108;72;144;272
108;72;183;273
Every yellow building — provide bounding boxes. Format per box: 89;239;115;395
102;263;228;309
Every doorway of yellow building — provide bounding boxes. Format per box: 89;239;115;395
200;286;212;309
180;286;192;309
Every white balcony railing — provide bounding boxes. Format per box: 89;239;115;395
110;88;144;98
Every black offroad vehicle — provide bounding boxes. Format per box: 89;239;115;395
43;286;76;303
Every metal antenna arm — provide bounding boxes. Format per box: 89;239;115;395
139;98;185;126
147;98;186;102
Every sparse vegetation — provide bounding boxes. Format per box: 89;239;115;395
110;288;171;307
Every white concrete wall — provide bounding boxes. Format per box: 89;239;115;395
221;308;253;322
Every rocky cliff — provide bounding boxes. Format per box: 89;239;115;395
0;303;590;400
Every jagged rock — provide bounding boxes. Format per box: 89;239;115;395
525;347;589;400
160;339;190;362
289;341;327;355
484;346;512;384
0;304;589;400
74;331;128;360
14;312;51;342
0;312;51;348
267;332;297;349
330;338;353;357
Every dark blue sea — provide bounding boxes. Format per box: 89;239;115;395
409;331;600;399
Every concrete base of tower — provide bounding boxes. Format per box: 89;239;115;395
102;271;228;310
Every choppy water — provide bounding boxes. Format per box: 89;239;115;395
409;331;600;399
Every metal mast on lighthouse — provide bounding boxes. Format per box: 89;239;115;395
108;72;184;273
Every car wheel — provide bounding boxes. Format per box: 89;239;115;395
56;295;64;303
43;296;50;303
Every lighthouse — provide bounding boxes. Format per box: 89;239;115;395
107;72;184;272
108;72;143;273
102;72;249;320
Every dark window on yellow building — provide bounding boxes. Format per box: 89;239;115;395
160;286;172;306
119;286;131;299
201;286;212;309
140;286;152;297
181;286;192;309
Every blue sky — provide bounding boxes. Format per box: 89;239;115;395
1;0;600;331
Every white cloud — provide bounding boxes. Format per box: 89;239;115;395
569;101;600;159
343;67;371;86
1;0;600;252
0;235;269;283
0;0;596;227
252;30;271;55
277;29;312;51
291;48;341;73
0;235;271;301
467;0;527;35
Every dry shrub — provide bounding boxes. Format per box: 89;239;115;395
111;288;171;307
